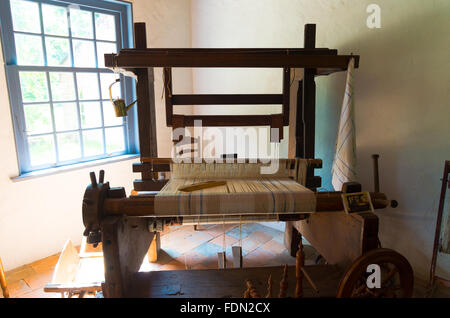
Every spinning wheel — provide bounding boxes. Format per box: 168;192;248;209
336;248;414;298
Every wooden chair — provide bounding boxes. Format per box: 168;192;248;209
0;257;9;298
44;240;103;298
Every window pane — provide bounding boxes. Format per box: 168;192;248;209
76;73;99;100
49;72;76;101
42;4;69;36
28;134;55;166
24;103;53;134
102;101;123;126
10;0;41;33
105;126;125;153
100;73;120;100
19;72;49;103
72;39;96;67
57;132;81;161
54;103;78;131
96;42;117;68
15;33;44;66
69;8;93;39
83;129;103;156
45;37;71;67
80;102;102;128
95;13;116;41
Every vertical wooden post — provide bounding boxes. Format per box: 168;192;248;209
217;252;227;269
134;23;158;159
303;24;317;192
302;24;316;159
285;24;318;256
102;216;153;297
282;67;291;125
284;221;302;257
232;246;243;268
0;257;9;298
164;67;173;126
295;80;304;158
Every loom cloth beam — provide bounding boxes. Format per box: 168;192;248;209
101;191;390;217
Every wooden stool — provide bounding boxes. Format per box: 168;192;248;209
0;257;10;298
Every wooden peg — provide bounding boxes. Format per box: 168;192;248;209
245;280;261;298
295;238;305;298
279;264;288;298
266;274;272;298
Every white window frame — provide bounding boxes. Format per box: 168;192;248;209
0;0;137;174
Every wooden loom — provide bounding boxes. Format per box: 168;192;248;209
77;23;414;298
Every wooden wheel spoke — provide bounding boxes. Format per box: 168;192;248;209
381;267;398;287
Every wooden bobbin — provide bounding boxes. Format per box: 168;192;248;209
295;237;305;298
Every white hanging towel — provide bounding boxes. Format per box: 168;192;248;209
331;58;357;191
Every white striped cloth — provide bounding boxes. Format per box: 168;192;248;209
331;58;357;191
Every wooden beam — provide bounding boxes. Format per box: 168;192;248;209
172;94;283;105
303;24;317;159
101;216;153;297
270;114;284;142
305;176;322;189
106;52;359;69
282;68;291;125
179;114;275;127
44;282;102;294
134;23;157;158
133;23;147;49
139;157;323;169
133;162;171;173
120;48;338;54
102;191;390;216
163;67;173;126
304;24;316;49
133;179;168;191
284;221;302;257
295;80;304;157
303;24;317;193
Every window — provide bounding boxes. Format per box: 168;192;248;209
0;0;135;173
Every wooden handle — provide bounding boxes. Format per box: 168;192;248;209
0;257;10;298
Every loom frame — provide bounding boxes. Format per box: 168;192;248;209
77;22;410;298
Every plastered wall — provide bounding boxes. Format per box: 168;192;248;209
190;0;450;280
0;0;192;270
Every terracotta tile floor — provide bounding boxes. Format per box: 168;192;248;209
3;223;311;298
3;222;447;298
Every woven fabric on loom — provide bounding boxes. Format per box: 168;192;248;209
154;160;316;217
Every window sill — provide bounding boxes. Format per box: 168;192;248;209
11;154;139;182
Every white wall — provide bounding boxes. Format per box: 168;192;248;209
131;0;193;157
190;0;450;280
0;0;193;271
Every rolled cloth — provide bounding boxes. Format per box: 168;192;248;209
154;159;316;217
